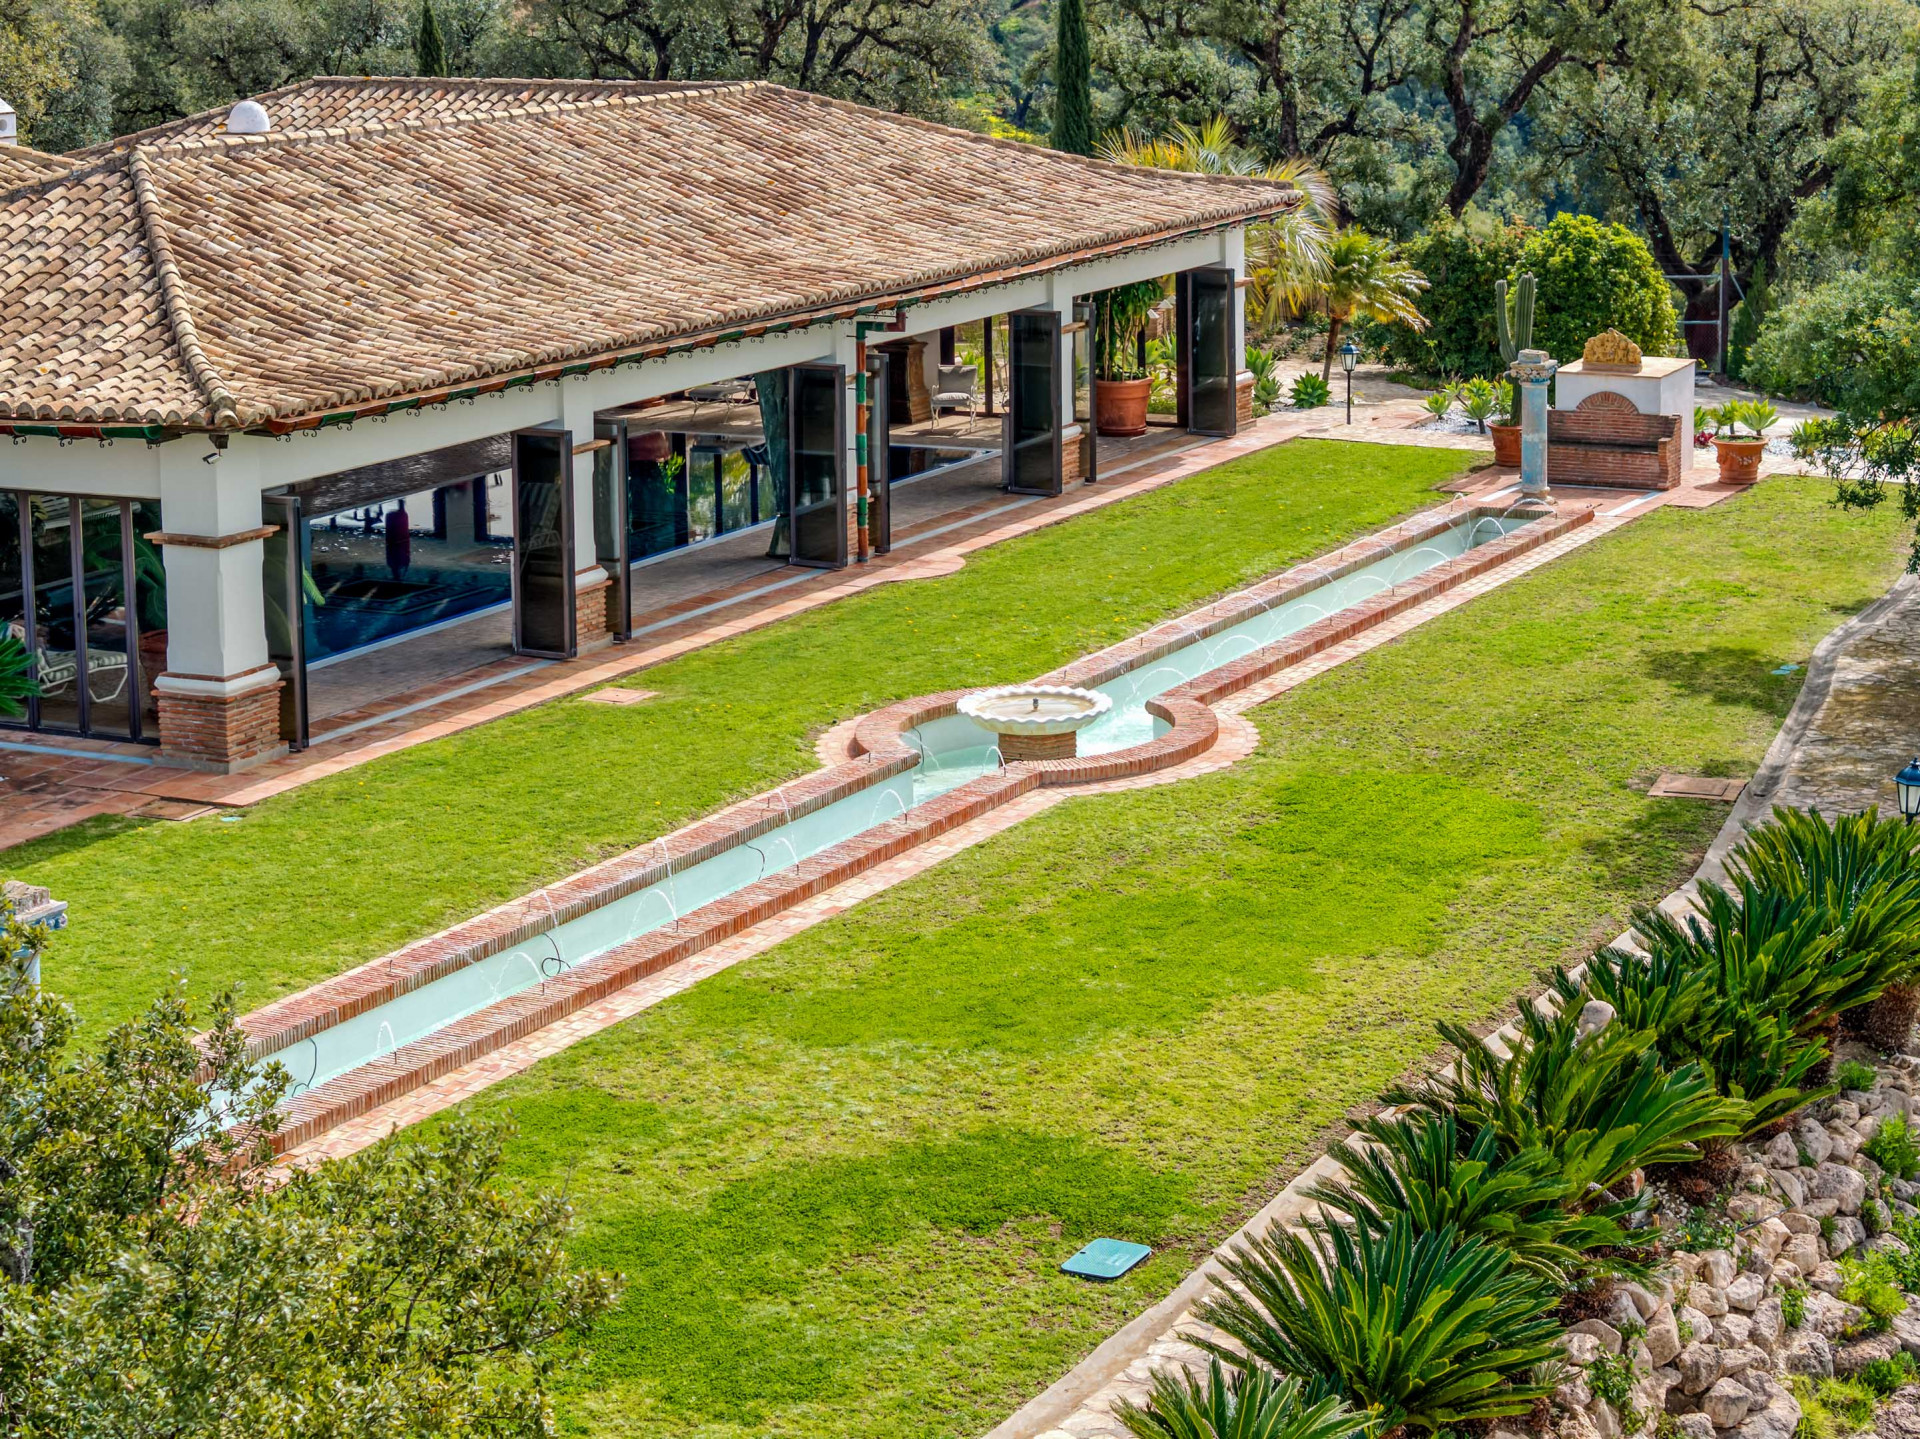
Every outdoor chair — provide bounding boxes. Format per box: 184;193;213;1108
931;365;980;430
5;620;130;703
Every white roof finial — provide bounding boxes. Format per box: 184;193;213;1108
0;99;17;147
226;99;271;135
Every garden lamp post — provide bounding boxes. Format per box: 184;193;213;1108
1897;758;1920;825
1339;342;1359;425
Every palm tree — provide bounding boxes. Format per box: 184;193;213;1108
1098;119;1333;325
1314;227;1428;383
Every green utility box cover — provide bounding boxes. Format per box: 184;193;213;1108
1061;1238;1151;1281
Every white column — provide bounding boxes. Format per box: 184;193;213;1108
1045;275;1081;481
558;380;608;594
832;325;862;562
153;435;275;694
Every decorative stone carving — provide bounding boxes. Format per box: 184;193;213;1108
1582;329;1645;371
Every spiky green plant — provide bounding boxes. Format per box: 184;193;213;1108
1115;1359;1365;1439
1191;1218;1563;1435
1306;1111;1645;1286
1383;1003;1747;1195
0;633;38;719
1457;378;1499;434
1628;881;1838;1133
1495;274;1535;366
1422;385;1457;420
1730;806;1920;1051
1552;943;1710;1043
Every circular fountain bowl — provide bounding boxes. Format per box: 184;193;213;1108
958;684;1112;737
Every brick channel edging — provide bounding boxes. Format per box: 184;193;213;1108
235;501;1587;1152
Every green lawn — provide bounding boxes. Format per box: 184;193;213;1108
15;439;1470;1032
408;477;1909;1439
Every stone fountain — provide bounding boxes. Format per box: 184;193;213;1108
958;684;1112;761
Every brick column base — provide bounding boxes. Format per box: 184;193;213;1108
156;675;286;772
1236;372;1256;429
1000;730;1077;762
574;573;612;654
1061;427;1086;486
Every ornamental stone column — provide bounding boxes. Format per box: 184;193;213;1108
1509;348;1558;503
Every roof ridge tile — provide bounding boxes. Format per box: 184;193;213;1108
126;147;242;427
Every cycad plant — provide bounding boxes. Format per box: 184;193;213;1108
1307;1112;1644;1287
1192;1217;1563;1435
1731;807;1920;1052
1116;1359;1366;1439
1383;1003;1746;1197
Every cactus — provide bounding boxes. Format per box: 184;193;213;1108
1496;273;1536;366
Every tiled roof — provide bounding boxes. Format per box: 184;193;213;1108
3;80;1296;431
0;143;78;190
68;75;729;158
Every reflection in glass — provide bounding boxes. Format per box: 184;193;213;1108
27;497;79;732
78;499;133;739
300;480;513;662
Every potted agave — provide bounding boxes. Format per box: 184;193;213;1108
1093;279;1164;437
1709;399;1776;484
1490;274;1535;467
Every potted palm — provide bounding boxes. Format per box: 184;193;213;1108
1490;274;1534;467
1710;399;1775;484
1093;280;1164;437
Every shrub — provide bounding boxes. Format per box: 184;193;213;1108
1423;385;1457;419
1781;1283;1807;1330
1859;1351;1920;1398
1193;1218;1562;1435
1747;272;1920;418
1838;1250;1908;1331
1865;1116;1920;1180
1586;1347;1642;1430
1307;1111;1642;1286
1792;1374;1879;1439
1114;1358;1366;1439
1836;1060;1880;1093
1383;1003;1747;1197
1512;214;1681;363
1290;373;1331;409
1378;219;1530;380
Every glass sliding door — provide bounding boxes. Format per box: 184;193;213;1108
77;498;137;740
788;365;846;569
0;495;27;729
867;350;891;554
0;493;158;742
27;497;81;733
1004;309;1062;495
1179;267;1238;436
511;428;576;658
262;494;310;748
592;418;631;642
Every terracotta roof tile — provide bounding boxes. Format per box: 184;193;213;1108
0;144;78;191
6;80;1295;429
69;76;728;158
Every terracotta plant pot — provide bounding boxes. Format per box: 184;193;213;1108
138;628;167;692
1489;423;1522;467
1095;377;1151;438
1713;436;1765;485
